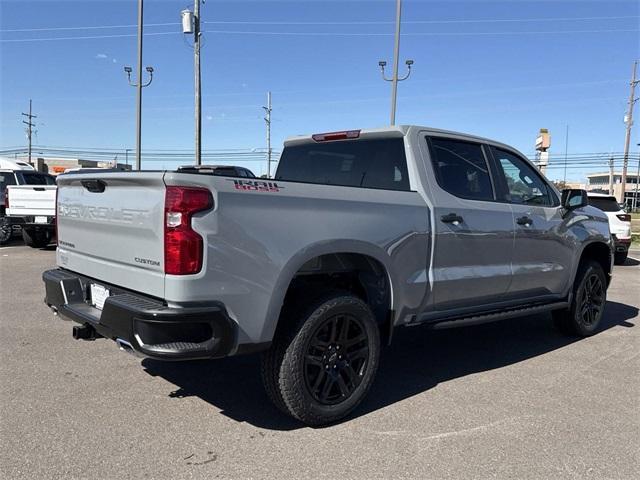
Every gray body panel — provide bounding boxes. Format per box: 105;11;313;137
53;125;612;351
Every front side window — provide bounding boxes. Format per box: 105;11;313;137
491;148;555;206
276;138;410;191
427;137;494;201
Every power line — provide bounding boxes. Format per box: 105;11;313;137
2;15;638;33
3;28;638;43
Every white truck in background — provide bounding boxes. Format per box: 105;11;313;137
0;158;57;247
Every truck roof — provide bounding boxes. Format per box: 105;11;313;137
283;125;520;153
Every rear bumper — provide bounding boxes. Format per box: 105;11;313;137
8;215;55;228
43;268;237;360
612;236;632;253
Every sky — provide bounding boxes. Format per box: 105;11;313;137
1;0;639;180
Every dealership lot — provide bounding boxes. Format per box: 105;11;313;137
1;245;639;480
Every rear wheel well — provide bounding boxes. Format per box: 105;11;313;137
579;242;612;284
278;253;392;340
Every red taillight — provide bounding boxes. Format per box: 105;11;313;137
312;130;360;142
616;214;631;222
164;186;213;275
4;191;9;209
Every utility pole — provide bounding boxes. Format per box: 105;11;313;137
263;92;272;178
621;60;639;205
124;0;154;170
378;0;413;125
194;0;202;165
609;155;615;195
181;1;203;165
633;142;640;211
21;99;36;165
562;125;569;184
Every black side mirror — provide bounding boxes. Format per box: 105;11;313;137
561;189;588;210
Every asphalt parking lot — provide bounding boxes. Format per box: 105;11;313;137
1;244;639;480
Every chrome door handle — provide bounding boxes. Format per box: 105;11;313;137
516;216;532;226
441;213;464;224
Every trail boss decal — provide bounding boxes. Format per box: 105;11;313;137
228;179;283;192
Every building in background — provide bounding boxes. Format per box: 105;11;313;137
10;156;131;175
586;171;639;208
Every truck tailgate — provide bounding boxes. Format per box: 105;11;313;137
7;185;56;217
55;172;166;298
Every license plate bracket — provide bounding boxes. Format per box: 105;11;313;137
90;283;110;311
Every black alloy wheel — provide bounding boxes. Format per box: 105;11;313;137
303;313;370;405
576;272;605;328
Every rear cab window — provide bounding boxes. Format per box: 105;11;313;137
16;172;56;186
275;137;410;191
588;196;621;212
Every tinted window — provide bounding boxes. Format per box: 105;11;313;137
0;172;17;197
18;172;56;186
491;148;554;206
213;168;241;177
275;138;410;191
588;197;621;212
428;137;494;201
243;169;256;178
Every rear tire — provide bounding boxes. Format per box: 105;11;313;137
22;228;51;248
553;260;607;337
0;216;11;245
614;251;628;265
261;292;380;426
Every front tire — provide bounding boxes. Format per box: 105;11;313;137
553;260;607;336
614;251;628;265
22;228;51;248
261;293;380;426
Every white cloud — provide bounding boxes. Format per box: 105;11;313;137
206;115;213;121
112;58;117;63
95;53;108;59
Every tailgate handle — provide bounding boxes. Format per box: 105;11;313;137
33;187;46;191
81;179;107;193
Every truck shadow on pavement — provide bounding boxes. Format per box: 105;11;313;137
142;300;637;431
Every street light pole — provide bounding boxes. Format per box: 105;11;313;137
390;0;402;125
136;0;143;170
123;0;154;170
378;0;413;125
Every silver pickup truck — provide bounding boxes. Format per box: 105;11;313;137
43;126;613;425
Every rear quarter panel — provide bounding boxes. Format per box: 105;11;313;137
163;173;430;346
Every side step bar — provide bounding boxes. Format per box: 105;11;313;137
429;301;568;330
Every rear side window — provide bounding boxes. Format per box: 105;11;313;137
17;172;56;185
588;197;621;212
275;138;410;191
0;172;17;197
427;137;494;201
